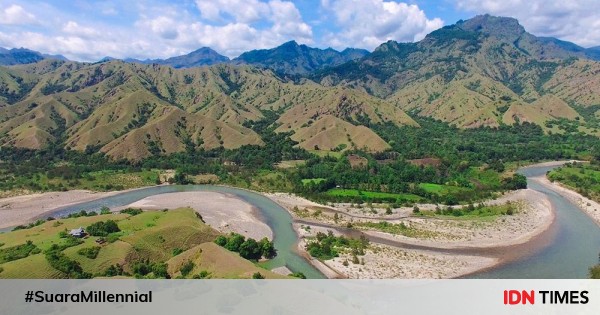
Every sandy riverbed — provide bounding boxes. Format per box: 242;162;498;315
118;191;272;240
0;190;119;229
270;186;555;279
294;222;498;279
269;189;553;249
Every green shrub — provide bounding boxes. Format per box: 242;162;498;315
0;241;40;264
290;272;306;279
252;272;264;279
193;270;211;279
180;261;195;277
120;208;143;216
77;247;101;259
86;220;120;236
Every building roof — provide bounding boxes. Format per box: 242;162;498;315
69;227;84;235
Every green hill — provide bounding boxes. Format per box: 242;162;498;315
0;60;416;160
0;208;283;279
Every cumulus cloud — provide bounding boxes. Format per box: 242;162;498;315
0;0;440;61
0;4;36;25
195;0;270;23
455;0;600;47
320;0;444;50
62;21;100;39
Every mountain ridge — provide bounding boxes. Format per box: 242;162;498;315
1;15;599;161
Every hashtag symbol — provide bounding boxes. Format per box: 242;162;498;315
25;291;33;303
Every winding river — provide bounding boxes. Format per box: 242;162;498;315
468;164;600;278
21;163;600;279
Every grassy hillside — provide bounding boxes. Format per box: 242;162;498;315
0;208;283;279
314;16;600;132
0;60;416;160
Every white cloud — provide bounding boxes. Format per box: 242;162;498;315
0;0;444;62
195;0;270;23
137;15;180;40
0;4;36;25
320;0;443;50
62;21;100;39
455;0;600;47
268;0;312;41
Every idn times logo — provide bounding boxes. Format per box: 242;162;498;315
504;290;589;305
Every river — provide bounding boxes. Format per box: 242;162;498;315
468;164;600;278
20;163;600;279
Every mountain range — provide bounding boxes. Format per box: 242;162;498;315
0;47;67;66
1;15;599;161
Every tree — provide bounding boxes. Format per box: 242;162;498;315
214;235;227;247
152;262;170;279
180;261;195;277
252;272;264;279
239;239;261;260
258;237;276;259
290;272;306;279
86;220;120;237
225;233;245;252
589;265;600;279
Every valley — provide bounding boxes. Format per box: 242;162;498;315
1;14;600;279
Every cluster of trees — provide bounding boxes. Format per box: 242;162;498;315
86;220;120;237
104;264;125;277
45;244;91;279
0;241;40;264
11;218;48;231
77;247;101;259
306;231;369;261
120;208;143;216
214;233;276;260
501;174;528;190
130;259;170;279
376;118;595;165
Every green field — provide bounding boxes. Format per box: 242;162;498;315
325;188;422;202
0;208;283;279
308;150;344;158
302;178;326;185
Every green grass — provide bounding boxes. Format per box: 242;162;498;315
325;188;422;201
419;183;469;195
308;150;344;158
0;208;238;279
166;243;287;279
353;221;447;239
548;163;600;201
418;183;445;193
0;254;65;279
419;203;519;220
465;168;502;189
302;178;326;185
63;240;133;274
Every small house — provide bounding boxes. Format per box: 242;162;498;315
69;227;85;238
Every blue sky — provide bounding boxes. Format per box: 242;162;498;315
0;0;599;61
